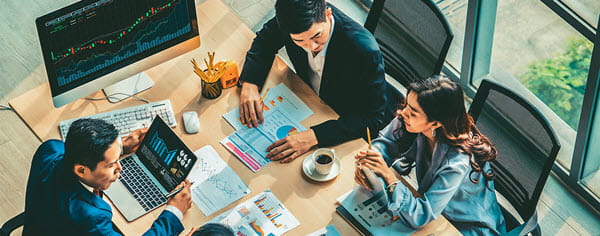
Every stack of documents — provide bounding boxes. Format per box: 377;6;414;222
336;187;417;235
221;83;313;172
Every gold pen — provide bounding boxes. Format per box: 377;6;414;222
260;88;270;103
367;127;372;150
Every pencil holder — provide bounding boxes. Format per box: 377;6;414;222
201;76;222;99
192;52;226;99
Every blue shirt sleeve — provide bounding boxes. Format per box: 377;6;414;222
387;152;470;229
372;117;404;163
142;210;185;236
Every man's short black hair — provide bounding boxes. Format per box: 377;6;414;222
275;0;327;34
64;118;119;171
192;223;234;236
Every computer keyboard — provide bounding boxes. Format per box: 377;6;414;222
119;157;168;211
59;100;176;139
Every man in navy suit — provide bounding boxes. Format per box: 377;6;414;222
23;118;192;235
238;0;389;163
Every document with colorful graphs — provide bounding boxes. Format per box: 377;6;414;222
222;83;313;131
221;109;306;172
221;83;313;171
211;190;300;236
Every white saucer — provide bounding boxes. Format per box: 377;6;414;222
302;156;341;182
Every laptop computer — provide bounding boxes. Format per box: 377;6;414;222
106;116;197;221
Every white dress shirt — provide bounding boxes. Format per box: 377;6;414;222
302;14;335;95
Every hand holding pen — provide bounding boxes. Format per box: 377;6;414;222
166;179;193;214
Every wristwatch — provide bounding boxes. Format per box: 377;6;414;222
386;181;400;196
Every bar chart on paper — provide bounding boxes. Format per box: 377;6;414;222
212;190;300;236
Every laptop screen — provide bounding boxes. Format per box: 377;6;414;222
136;116;197;191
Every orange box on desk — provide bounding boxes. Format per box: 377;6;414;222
216;60;240;89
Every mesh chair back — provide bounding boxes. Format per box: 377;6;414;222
469;79;560;230
365;0;453;86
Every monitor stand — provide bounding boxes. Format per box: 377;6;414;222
102;72;154;103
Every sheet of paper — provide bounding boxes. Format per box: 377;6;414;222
187;145;251;216
221;110;306;172
307;224;341;236
211;190;300;236
223;83;313;130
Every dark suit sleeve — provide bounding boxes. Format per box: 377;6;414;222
239;17;285;88
86;212;122;236
311;48;388;147
142;211;184;236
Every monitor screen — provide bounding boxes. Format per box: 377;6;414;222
36;0;199;107
137;116;197;191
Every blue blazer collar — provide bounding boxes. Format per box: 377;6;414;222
73;183;112;213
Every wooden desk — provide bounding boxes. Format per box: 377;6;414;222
9;0;460;235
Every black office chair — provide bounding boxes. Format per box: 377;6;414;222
0;213;24;236
468;79;561;236
364;0;454;87
0;141;61;236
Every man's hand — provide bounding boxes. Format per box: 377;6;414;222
355;150;398;185
167;179;192;215
266;129;318;163
239;82;264;128
121;128;149;156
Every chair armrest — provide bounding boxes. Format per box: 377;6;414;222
0;212;25;236
505;210;539;236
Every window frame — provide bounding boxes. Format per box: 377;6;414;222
461;0;600;212
355;0;600;211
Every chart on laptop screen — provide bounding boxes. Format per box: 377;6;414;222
39;0;192;88
138;122;194;189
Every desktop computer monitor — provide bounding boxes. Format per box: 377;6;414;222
36;0;200;108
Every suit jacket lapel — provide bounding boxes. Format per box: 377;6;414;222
319;10;343;98
74;183;113;213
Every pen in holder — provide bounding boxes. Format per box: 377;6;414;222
192;52;226;99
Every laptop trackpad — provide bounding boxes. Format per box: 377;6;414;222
105;180;146;222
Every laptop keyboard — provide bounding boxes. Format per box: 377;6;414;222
119;157;167;211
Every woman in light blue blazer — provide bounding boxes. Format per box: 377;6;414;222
355;75;506;235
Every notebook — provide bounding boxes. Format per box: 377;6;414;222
105;116;197;221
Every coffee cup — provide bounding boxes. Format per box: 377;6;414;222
312;148;335;175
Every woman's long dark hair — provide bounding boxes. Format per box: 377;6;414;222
397;75;497;184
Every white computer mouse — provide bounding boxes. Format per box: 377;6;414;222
182;111;200;134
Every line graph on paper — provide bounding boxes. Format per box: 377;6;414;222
188;145;251;216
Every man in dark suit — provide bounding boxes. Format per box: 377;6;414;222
238;0;389;163
23;119;192;235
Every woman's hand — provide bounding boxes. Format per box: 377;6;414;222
355;150;399;185
354;165;371;190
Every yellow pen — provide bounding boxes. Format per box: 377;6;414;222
367;127;372;150
260;88;270;103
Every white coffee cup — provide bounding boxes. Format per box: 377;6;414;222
312;148;335;175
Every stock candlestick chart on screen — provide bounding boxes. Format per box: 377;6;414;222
40;0;192;88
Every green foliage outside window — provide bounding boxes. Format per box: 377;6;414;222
520;37;593;130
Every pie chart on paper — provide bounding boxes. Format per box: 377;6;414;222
276;125;299;139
